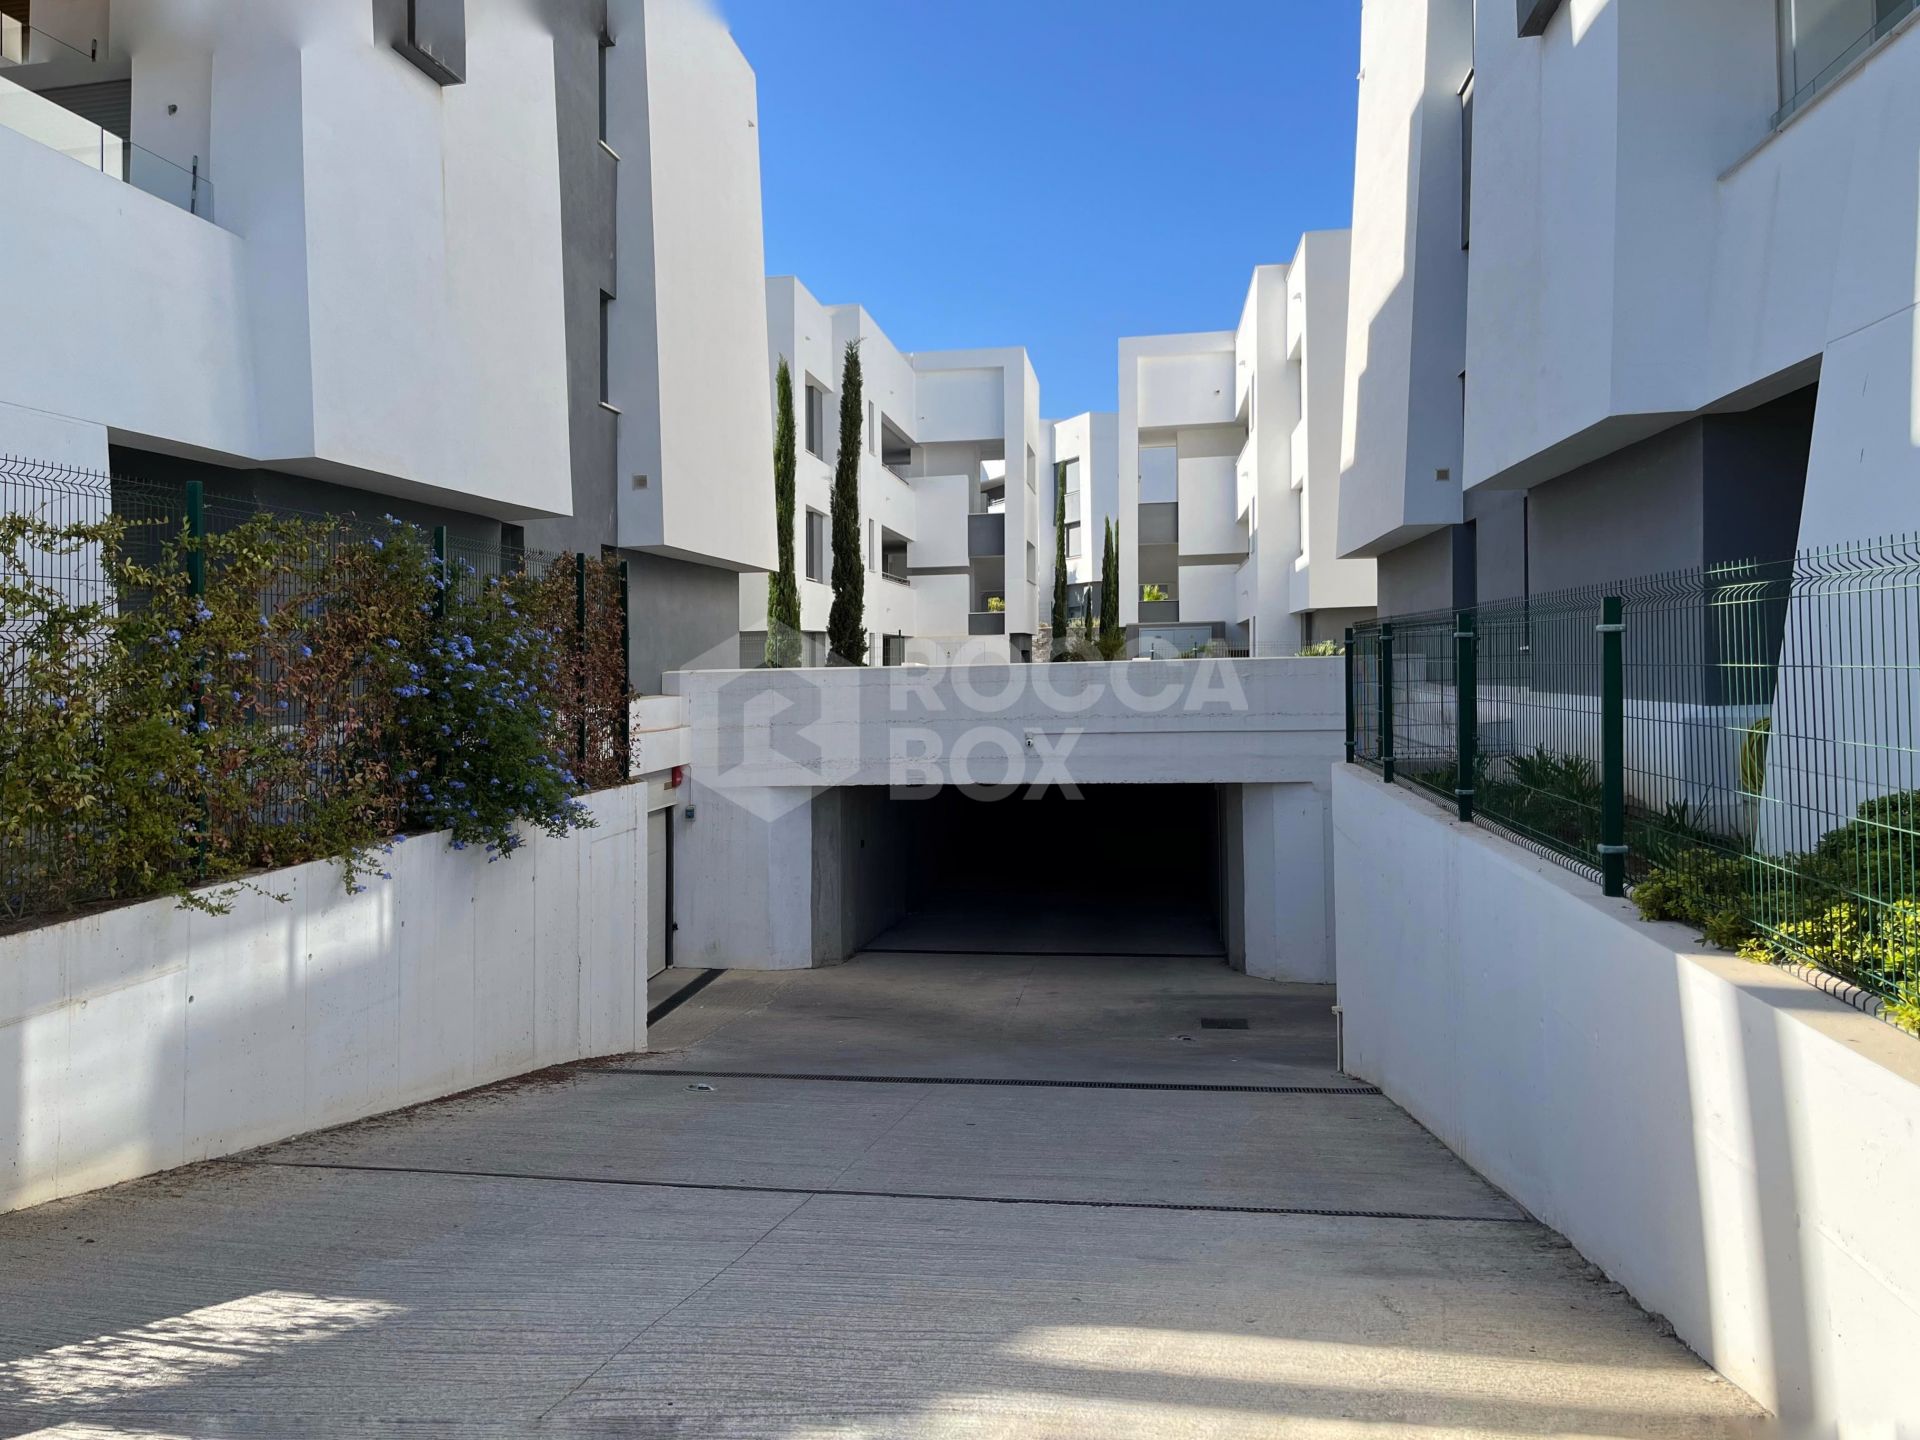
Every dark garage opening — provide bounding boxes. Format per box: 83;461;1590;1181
820;784;1228;958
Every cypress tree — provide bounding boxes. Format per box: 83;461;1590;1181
1050;460;1069;659
826;341;867;665
765;357;802;667
1100;518;1121;651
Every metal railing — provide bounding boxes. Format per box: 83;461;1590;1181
0;70;214;219
1348;539;1920;1022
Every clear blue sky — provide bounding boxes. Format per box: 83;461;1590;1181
720;0;1362;419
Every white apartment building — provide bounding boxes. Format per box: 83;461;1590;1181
0;0;772;691
1046;410;1117;630
1339;0;1920;611
746;276;1046;664
1112;235;1374;657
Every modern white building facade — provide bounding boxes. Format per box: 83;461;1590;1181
0;0;774;691
1113;236;1374;657
1338;0;1920;611
745;276;1046;665
1046;410;1117;629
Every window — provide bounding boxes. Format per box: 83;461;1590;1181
804;509;827;582
395;0;466;85
868;401;876;456
805;383;825;459
882;634;905;667
1026;445;1037;490
598;33;612;145
1515;0;1563;37
1067;522;1082;559
1776;0;1910;121
1026;542;1037;585
598;291;613;404
867;518;876;572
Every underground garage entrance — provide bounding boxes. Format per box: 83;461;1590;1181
812;783;1230;959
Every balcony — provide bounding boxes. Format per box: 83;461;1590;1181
1138;502;1178;546
0;71;215;221
880;529;911;584
1140;582;1179;625
1;14;96;67
968;610;1006;636
1775;0;1919;127
967;511;1004;558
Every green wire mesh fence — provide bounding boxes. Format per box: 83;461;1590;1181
2;457;632;924
1348;539;1920;1022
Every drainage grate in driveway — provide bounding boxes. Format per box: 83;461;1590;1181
1198;1017;1250;1030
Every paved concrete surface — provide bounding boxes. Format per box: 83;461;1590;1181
0;953;1768;1437
870;889;1224;957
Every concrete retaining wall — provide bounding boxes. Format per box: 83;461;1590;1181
1332;765;1920;1432
1;785;654;1215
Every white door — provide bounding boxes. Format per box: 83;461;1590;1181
646;807;669;978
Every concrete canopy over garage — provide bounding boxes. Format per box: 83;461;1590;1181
666;658;1343;979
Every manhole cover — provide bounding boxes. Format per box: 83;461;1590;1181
1198;1017;1250;1030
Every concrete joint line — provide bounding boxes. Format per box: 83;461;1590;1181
244;1160;1524;1224
606;1067;1383;1095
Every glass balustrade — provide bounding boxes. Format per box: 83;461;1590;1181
0;70;214;221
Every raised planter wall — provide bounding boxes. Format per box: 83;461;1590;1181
1;784;655;1215
1332;765;1920;1432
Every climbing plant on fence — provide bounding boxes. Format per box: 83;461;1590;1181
0;464;632;925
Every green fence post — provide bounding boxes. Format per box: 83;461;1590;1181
184;480;208;876
432;525;448;621
1455;609;1476;822
1379;622;1395;785
184;480;205;599
1343;626;1356;765
618;558;632;778
575;552;589;772
1598;594;1626;897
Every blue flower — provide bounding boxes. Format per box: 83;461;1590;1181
50;696;67;710
370;537;385;552
299;645;313;659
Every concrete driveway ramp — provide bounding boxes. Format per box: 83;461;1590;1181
0;954;1769;1437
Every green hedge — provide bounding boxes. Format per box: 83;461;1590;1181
1;506;629;924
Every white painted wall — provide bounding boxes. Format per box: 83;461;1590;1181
0;0;577;519
1333;766;1920;1432
1176;442;1242;559
1335;0;1473;559
1288;231;1375;616
611;0;774;568
1;784;665;1215
1462;0;1920;541
1239;264;1297;651
1049;412;1116;590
